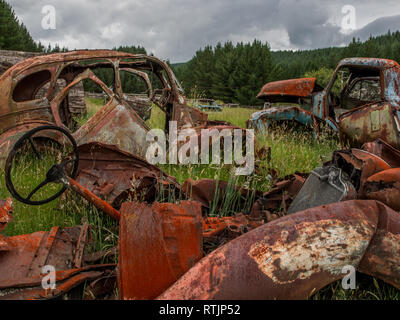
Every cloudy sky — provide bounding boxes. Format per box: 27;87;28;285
7;0;400;62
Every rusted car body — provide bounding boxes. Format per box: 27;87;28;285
248;58;400;149
0;50;211;165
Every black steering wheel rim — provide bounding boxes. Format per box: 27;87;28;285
5;125;79;205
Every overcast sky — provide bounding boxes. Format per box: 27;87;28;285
7;0;400;62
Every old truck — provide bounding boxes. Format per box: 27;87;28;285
248;58;400;149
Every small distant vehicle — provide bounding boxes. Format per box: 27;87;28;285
194;99;222;112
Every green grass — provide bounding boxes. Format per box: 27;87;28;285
0;98;398;299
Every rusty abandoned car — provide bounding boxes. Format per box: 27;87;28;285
0;50;233;166
0;51;400;300
248;57;400;150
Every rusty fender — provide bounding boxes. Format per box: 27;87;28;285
118;201;203;300
158;200;400;300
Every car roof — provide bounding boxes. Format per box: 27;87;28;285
0;50;145;79
338;57;400;70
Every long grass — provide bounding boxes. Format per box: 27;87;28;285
0;98;398;299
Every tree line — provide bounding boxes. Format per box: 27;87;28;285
0;0;42;52
174;31;400;105
3;0;400;104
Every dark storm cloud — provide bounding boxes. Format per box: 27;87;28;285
6;0;400;62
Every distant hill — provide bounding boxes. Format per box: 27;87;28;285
350;15;400;43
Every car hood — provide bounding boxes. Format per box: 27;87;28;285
257;78;322;102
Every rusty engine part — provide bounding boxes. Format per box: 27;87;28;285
158;200;400;300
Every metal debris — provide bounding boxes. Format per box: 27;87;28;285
118;201;203;300
287;166;356;214
75;142;181;208
158;200;400;300
0;224;115;300
0;198;12;251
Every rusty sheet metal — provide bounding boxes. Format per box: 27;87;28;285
250;173;307;217
67;177;121;221
0;198;12;251
158;200;400;300
338;57;400;70
183;178;262;210
363;139;400;168
0;265;115;300
0;49;244;168
256;78;318;100
339;102;400;150
287;166;357;214
247;106;319;133
0;224;116;299
118;201;203;300
75;142;181;208
71;97;151;159
362;168;400;211
203;214;264;243
330;148;391;192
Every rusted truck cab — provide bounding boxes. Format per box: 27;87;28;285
248;58;400;149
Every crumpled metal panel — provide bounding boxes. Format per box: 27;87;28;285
0;224;116;300
250;173;307;217
0;265;115;300
182;178;262;210
363;139;400;168
72;99;151;160
330;148;391;192
247;106;319;133
118;201;203;300
0;198;12;251
287;166;356;214
158;200;400;300
203;214;264;241
75;142;181;208
363;168;400;211
339;102;400;150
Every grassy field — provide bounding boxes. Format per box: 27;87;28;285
0;97;398;299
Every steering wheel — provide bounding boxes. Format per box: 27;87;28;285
5;125;79;205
